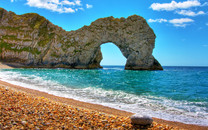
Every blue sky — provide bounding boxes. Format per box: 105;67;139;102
1;0;208;66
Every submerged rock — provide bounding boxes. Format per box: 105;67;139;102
130;114;153;125
0;7;163;70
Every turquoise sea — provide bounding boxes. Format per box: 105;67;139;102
0;66;207;126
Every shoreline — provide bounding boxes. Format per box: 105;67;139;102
0;62;14;69
0;80;207;130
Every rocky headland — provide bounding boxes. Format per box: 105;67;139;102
0;8;162;70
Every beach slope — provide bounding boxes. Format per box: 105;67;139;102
0;80;207;129
0;62;13;69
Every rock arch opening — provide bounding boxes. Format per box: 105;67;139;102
100;43;127;66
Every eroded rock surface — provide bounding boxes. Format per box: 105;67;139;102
0;8;163;70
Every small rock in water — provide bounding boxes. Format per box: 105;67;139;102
130;114;153;125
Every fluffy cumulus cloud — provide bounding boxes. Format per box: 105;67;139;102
25;0;92;13
86;4;93;9
148;19;167;23
176;10;205;16
148;18;194;27
169;18;194;27
150;0;201;11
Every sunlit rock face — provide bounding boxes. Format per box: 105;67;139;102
0;8;162;70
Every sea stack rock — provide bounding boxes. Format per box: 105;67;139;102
130;114;153;126
0;8;163;70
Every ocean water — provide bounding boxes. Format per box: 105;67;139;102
0;66;207;126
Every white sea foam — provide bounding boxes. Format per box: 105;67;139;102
0;70;207;126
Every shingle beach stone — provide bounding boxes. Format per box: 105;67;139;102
130;114;153;125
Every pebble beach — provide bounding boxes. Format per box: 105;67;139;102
0;85;177;130
1;84;207;130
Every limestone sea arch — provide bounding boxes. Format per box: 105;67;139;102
0;8;163;70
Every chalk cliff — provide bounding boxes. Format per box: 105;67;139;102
0;8;162;70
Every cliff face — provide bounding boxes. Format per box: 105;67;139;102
0;8;163;70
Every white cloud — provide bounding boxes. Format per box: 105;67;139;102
79;7;84;10
149;18;194;27
176;10;205;16
25;0;91;13
64;7;75;13
75;0;81;6
169;18;194;27
86;4;93;9
61;0;75;6
75;7;84;11
148;19;167;23
150;0;201;11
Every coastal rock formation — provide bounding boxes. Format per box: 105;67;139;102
0;8;163;70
